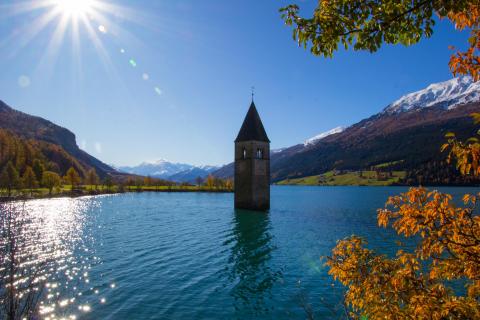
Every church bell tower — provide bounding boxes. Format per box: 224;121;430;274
234;100;270;211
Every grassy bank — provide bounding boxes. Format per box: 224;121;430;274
276;170;406;186
0;185;233;202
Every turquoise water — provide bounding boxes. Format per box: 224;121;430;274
9;186;477;319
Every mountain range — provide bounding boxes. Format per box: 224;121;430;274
2;76;479;186
213;76;480;185
117;160;219;182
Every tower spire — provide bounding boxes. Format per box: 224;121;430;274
235;100;270;143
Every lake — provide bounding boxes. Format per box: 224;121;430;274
5;186;477;319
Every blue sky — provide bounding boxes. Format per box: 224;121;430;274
0;0;471;166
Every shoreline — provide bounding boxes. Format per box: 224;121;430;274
274;183;480;187
4;184;478;203
0;187;234;203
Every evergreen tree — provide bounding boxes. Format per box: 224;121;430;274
126;177;135;191
0;161;20;197
85;168;100;190
22;166;38;195
64;167;81;191
104;176;114;191
206;174;215;189
135;178;143;191
144;176;153;187
195;176;204;186
32;159;45;185
42;171;61;195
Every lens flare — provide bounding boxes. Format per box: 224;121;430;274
18;75;31;88
4;0;168;100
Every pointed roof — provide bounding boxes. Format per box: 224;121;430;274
235;101;270;143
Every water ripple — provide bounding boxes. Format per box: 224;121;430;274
3;187;473;319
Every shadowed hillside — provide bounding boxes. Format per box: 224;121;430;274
0;100;116;178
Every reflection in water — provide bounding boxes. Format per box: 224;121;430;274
226;210;283;316
0;198;102;320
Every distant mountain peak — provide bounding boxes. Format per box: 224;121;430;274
117;159;219;182
383;76;480;114
271;148;287;154
141;159;171;165
196;165;220;171
304;126;346;146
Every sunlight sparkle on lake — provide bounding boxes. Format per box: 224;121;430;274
3;197;106;319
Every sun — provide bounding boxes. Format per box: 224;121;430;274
54;0;94;16
5;0;168;98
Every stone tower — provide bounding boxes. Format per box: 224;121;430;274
234;101;270;211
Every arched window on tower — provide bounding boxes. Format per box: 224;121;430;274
243;148;247;159
256;148;263;159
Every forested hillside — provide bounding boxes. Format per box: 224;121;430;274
0;128;90;180
0;100;116;179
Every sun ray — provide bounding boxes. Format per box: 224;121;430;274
79;8;138;112
71;14;83;81
1;8;60;56
85;1;184;38
102;2;188;38
0;0;53;18
80;13;117;77
88;2;142;25
86;9;146;50
3;0;169;102
35;10;70;79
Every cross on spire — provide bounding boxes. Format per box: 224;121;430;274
251;86;255;102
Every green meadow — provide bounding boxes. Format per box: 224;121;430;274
277;170;406;186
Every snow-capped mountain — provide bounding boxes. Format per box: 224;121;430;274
118;159;220;182
118;159;194;179
383;76;480;114
213;76;480;184
168;165;220;183
304;126;346;146
271;148;287;154
302;77;480;146
302;77;480;147
195;165;219;172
